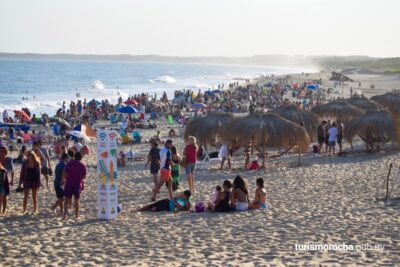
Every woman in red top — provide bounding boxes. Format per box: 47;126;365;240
183;136;198;193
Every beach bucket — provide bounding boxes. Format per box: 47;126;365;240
195;201;205;213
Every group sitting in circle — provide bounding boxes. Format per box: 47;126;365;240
138;175;268;213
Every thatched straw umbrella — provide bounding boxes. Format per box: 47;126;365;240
311;100;364;121
221;113;310;167
344;97;383;111
270;105;322;141
344;110;396;146
371;93;400;112
184;113;236;147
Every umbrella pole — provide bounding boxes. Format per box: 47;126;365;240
298;150;301;166
262;145;266;168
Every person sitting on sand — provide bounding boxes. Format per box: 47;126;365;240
213;180;233;212
168;128;176;138
249;178;268;209
231;175;249;211
138;190;191;212
14;145;26;164
207;185;222;211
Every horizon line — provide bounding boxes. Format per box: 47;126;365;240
0;52;399;59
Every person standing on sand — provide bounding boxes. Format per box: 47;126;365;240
324;120;331;154
317;121;327;154
0;145;14;213
62;152;86;220
33;141;51;188
336;120;344;153
328;122;338;156
152;140;174;201
51;153;68;216
145;141;160;192
18;151;41;214
183;136;197;193
219;142;231;170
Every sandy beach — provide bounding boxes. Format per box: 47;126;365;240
1;98;400;266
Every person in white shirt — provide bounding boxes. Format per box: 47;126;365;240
328;122;338;155
74;139;83;153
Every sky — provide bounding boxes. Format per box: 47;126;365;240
0;0;399;58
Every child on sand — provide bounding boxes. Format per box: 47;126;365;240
249;178;268;209
207;185;221;210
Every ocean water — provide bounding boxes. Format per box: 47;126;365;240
0;58;308;115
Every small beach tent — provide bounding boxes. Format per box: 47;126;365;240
117;106;139;114
13;110;31;123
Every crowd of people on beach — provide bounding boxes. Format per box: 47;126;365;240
0;73;345;217
139;136;269;213
0;137;89;219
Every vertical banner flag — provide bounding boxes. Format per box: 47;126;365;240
96;130;119;220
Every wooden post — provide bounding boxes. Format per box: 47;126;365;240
262;145;266;168
385;163;393;201
298;150;301;166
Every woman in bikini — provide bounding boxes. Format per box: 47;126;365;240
249;178;268;209
231;175;249;211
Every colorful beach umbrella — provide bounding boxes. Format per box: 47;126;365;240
67;130;91;142
13;110;31;123
124;99;139;106
306;84;318;90
117;106;139;114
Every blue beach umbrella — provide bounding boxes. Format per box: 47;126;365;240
191;103;207;109
307;84;318;90
117;106;139;114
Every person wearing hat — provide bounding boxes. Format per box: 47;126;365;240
151;139;174;201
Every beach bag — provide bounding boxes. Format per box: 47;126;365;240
195;202;205;213
179;156;186;168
